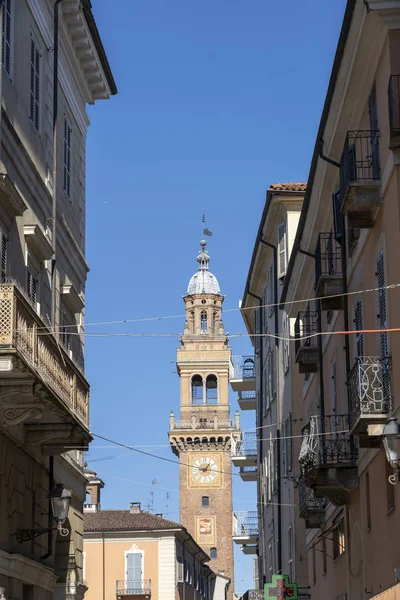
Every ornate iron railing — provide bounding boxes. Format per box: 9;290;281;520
389;75;400;132
230;355;255;379
315;232;342;285
299;414;358;475
298;477;326;517
239;390;257;400
348;356;391;428
294;310;318;356
232;511;259;536
340;130;381;203
0;284;89;427
116;580;151;595
231;432;257;457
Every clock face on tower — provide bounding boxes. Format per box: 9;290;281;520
191;456;219;485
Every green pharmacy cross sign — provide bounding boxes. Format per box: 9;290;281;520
264;575;298;600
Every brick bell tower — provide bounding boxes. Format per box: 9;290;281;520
169;240;238;596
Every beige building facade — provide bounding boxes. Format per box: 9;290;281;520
0;1;115;598
169;241;237;597
278;0;400;598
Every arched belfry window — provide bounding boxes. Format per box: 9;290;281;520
200;311;208;333
206;374;218;404
191;375;203;404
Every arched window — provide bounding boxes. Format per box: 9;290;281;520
206;374;218;404
191;375;203;404
200;311;208;332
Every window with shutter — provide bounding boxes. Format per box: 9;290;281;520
332;188;343;242
63;118;72;198
29;36;40;131
277;223;287;279
354;300;364;358
332;361;339;436
369;83;380;180
27;267;37;307
268;264;274;316
2;0;12;76
61;310;72;353
254;306;261;354
283;313;290;373
126;552;143;590
263;282;269;331
377;251;388;360
0;230;8;283
177;556;184;582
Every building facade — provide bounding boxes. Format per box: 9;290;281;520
83;480;229;600
169;240;237;597
0;1;116;598
231;184;308;592
279;1;400;599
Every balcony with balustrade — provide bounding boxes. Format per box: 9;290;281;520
340;130;381;228
231;432;257;467
230;355;256;392
315;233;344;310
232;511;259;550
0;283;90;453
294;310;319;374
116;580;151;597
238;390;257;411
348;357;391;444
299;414;358;506
389;75;400;149
298;478;326;529
239;465;258;482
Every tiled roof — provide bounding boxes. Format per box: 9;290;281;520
269;182;307;192
84;510;181;533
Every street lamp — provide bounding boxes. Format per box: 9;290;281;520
17;484;72;542
382;417;400;485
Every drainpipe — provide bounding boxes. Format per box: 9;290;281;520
41;456;54;560
259;239;282;576
102;532;105;600
51;0;65;327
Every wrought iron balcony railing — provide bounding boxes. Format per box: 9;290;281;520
116;580;151;595
315;232;342;284
298;477;326;521
348;356;391;431
299;414;358;476
232;511;259;537
231;432;257;458
389;75;400;148
230;355;255;379
0;283;89;428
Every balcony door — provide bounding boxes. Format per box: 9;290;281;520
125;551;143;593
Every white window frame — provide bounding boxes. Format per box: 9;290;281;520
29;32;41;132
124;549;144;589
63;116;72;199
277;222;287;279
2;0;12;78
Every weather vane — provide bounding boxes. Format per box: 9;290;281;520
202;210;213;237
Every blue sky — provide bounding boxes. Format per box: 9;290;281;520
84;0;346;593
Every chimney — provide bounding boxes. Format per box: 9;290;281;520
84;470;105;513
130;502;141;513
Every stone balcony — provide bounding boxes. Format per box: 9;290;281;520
0;283;90;453
230;355;256;392
232;511;259;555
231;432;257;467
237;390;257;411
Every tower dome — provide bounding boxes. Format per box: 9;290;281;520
187;240;221;295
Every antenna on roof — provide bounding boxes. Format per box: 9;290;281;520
148;479;163;513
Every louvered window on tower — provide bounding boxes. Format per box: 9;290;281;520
2;0;12;76
354;300;364;357
191;375;203;404
0;230;8;283
206;374;218;404
277;223;287;279
63;118;72;198
29;36;40;130
377;251;388;360
332;188;343;242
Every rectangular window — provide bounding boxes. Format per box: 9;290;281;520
322;537;327;574
333;520;346;559
61;310;71;353
386;460;395;513
366;471;371;530
354;300;364;358
27;265;38;307
29;36;40;130
126;551;143;586
63;117;72;198
283;313;290;373
210;547;217;559
277;223;287;279
0;228;8;283
202;496;209;507
2;0;12;76
332;188;342;241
